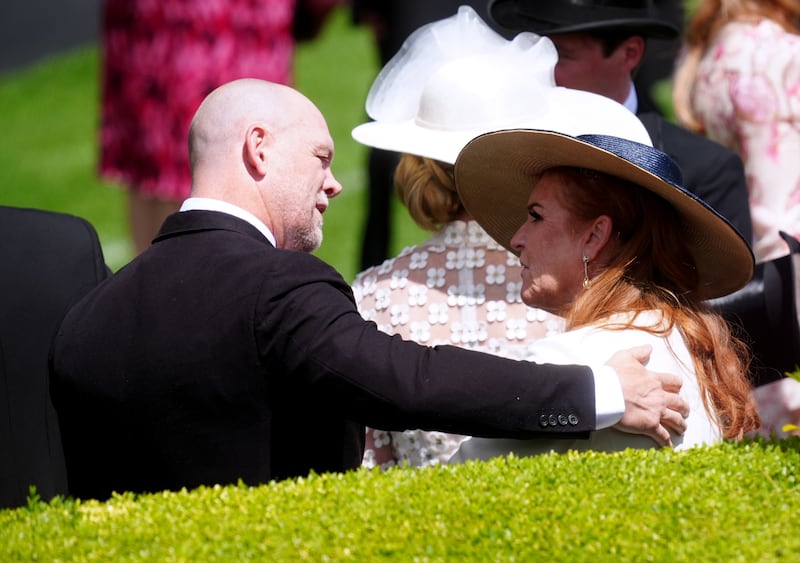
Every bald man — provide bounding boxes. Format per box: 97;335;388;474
50;79;688;500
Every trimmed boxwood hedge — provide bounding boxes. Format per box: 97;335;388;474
2;437;799;561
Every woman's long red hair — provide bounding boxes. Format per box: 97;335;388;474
552;167;759;439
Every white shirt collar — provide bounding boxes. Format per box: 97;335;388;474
179;197;277;247
623;83;638;114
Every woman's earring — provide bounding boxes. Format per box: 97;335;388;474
582;255;590;288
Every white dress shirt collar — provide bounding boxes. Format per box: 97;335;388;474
179;197;276;247
623;82;638;114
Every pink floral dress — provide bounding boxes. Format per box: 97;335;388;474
351;221;564;469
689;19;800;263
100;0;296;201
689;19;800;438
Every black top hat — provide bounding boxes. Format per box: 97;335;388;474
488;0;680;39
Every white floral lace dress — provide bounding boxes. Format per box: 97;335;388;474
351;220;564;470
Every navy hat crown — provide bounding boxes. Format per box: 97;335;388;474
577;133;684;186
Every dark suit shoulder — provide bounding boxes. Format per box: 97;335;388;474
259;246;356;304
1;206;106;258
637;113;753;244
638;113;739;164
0;206;109;296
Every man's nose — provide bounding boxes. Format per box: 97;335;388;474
325;171;343;198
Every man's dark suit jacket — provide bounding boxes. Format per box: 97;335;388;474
0;206;108;509
638;112;753;245
50;211;596;500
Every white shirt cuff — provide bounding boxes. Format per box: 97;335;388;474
592;365;625;429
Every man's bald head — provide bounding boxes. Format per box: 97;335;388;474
190;79;302;173
184;78;342;251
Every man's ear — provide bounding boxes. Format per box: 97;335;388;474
244;124;269;177
584;215;613;261
619;35;646;75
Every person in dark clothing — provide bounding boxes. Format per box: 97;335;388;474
0;206;109;508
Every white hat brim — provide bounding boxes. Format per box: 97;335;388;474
352;88;652;164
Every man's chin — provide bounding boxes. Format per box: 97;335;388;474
290;229;322;254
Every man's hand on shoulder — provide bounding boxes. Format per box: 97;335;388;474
606;345;689;447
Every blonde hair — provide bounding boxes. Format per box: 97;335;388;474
550;167;760;440
673;0;800;132
394;153;464;232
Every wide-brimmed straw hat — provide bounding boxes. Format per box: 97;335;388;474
454;130;754;300
351;5;651;164
488;0;680;39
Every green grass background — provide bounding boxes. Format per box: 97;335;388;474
0;7;427;280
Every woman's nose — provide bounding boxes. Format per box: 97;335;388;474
510;224;525;251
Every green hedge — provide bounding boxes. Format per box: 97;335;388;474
2;438;799;561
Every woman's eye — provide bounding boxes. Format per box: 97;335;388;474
528;210;542;222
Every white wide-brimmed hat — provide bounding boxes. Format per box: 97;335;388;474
454;130;755;300
351;5;652;165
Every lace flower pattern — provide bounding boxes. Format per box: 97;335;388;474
353;221;565;469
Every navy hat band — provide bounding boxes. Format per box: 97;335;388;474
577;134;684;186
